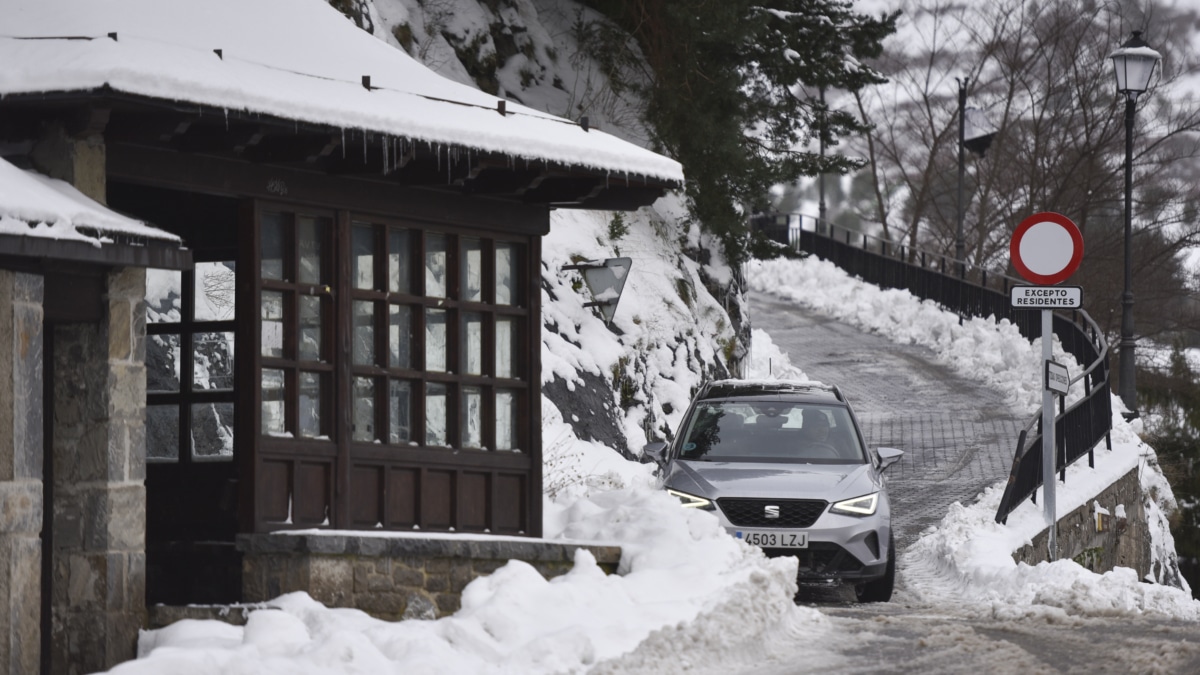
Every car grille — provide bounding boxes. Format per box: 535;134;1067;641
717;498;827;528
761;542;865;575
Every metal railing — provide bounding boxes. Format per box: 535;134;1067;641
766;214;1112;525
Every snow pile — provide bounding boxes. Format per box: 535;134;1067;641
118;485;816;675
747;256;1086;412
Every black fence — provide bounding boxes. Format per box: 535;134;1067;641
771;216;1112;524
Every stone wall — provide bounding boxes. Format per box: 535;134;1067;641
0;271;44;675
1012;466;1150;576
49;268;148;674
239;534;622;620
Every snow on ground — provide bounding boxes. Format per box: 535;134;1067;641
111;255;1199;674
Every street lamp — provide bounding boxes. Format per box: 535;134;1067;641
1109;31;1161;415
954;78;996;273
956;78;968;268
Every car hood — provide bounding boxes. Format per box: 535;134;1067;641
664;460;883;503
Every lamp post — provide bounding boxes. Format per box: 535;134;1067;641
818;87;827;231
955;78;969;269
1109;31;1161;415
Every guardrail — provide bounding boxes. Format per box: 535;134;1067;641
761;214;1112;524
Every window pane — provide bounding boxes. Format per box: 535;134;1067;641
425;233;448;298
426;308;447;372
299;371;324;438
298;215;327;285
147;333;180;393
261;212;286;281
353;377;376;442
496;317;516;379
147;405;179;462
463;312;482;376
299;296;323;362
462;386;482;449
390;380;412;444
389;305;412;369
462;237;482;302
261;368;286;436
192;402;234;460
352;223;375;290
353;300;375;365
145;269;182;323
194;332;235;391
261;291;284;358
425;382;448;447
496;242;516;306
389;229;411;294
496;389;517;451
195;261;236;321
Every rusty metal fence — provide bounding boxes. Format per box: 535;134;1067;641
767;215;1112;524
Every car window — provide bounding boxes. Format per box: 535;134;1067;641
677;400;865;463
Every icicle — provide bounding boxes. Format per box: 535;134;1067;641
223;108;228;131
341;128;346;159
381;134;388;175
363;129;368;164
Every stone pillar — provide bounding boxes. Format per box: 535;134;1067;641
30;119;107;204
50;268;147;674
0;272;44;675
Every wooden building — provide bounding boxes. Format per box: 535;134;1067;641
0;1;681;672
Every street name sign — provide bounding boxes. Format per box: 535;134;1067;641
1045;360;1070;396
1011;285;1082;309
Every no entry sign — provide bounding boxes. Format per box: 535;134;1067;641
1010;212;1083;285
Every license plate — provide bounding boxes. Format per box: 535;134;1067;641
736;530;808;548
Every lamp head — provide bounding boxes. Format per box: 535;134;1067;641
1109;31;1162;100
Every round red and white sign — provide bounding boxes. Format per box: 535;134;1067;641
1010;212;1083;285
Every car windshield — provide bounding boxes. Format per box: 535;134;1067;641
676;400;866;463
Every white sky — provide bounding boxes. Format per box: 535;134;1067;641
107;252;1198;675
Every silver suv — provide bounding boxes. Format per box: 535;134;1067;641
646;380;903;602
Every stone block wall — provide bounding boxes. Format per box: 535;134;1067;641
0;271;44;675
1013;466;1150;576
50;268;148;674
239;534;622;620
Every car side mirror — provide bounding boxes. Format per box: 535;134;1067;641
876;446;903;471
643;441;669;466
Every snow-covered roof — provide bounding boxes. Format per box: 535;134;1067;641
0;0;683;185
0;155;182;247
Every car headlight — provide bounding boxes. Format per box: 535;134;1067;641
830;492;878;516
667;489;715;510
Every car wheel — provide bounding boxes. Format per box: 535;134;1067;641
855;535;895;603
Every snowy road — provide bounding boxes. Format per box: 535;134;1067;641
749;291;1024;551
744;291;1200;673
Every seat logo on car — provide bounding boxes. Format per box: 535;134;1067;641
764;505;780;519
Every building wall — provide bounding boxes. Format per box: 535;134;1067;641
49;268;149;674
28;118;151;673
0;271;44;675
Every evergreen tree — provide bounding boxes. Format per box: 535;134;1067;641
583;0;897;264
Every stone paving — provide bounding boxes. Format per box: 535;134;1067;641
749;291;1031;551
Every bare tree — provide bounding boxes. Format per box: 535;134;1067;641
851;0;1200;343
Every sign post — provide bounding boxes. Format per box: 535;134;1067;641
1009;212;1083;561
